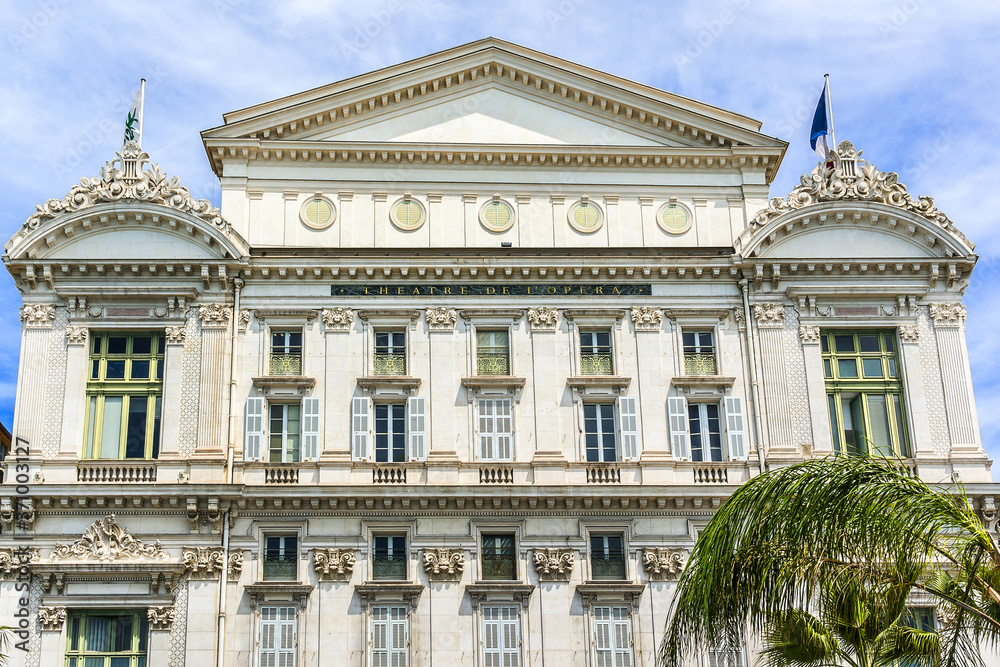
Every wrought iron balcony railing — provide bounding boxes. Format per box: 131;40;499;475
579;354;613;375
373;353;406;375
481;553;517;580
476;352;510;375
270;353;302;375
684;353;717;375
591;555;627;580
263;556;297;581
372;556;407;580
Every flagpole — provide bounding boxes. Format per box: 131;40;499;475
824;74;836;151
138;78;146;149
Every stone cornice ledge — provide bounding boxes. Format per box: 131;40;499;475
465;582;535;609
355;582;424;609
576;582;646;609
244;583;314;609
357;376;421;396
566;376;631;395
251;376;316;395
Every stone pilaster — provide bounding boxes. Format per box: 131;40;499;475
930;304;981;450
897;324;936;457
58;326;89;459
158;325;188;459
798;324;832;455
195;305;231;458
754;304;794;453
14;305;55;452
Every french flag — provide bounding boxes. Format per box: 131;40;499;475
810;79;832;159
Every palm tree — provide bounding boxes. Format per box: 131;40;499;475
658;455;1000;667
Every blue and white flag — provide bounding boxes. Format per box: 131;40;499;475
810;81;831;159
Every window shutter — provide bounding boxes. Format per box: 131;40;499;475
667;396;690;461
351;396;371;462
478;399;494;461
389;607;409;660
483;607;501;662
371;607;388;660
408;396;426;461
301;397;320;462
594;607;612;655
501;606;521;664
617;396;639;462
278;608;297;660
496;398;513;462
244;397;264;462
612;610;634;666
724;396;747;460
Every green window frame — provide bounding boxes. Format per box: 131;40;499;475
268;403;301;463
821;330;909;457
65;610;148;667
84;333;164;460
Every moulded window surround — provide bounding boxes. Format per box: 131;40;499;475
299;194;337;230
568;198;604;233
351;396;426;462
481;533;518;580
479;197;516;233
667;395;746;462
390;195;426;231
656;201;693;235
65;609;149;667
259;605;298;667
269;330;303;376
244;396;319;463
476;329;511;375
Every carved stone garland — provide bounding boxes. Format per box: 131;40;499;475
422;548;465;580
39;606;67;631
50;515;168;562
426;307;458;331
527;307;559;330
630;306;663;331
313;548;355;582
321;307;354;331
147;606;176;631
181;547;225;578
642;547;685;581
532;548;575;581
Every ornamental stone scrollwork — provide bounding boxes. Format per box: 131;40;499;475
527;307;559;330
164;326;187;345
198;304;232;329
0;547;39;577
50;515;168;562
313;548;356;581
19;304;56;327
752;141;967;247
228;550;244;580
66;326;88;345
753;304;785;328
426;307;458;331
238;309;252;332
630;306;663;331
147;606;176;631
182;547;225;578
798;325;821;343
642;547;686;580
39;606;67;631
321;307;354;331
422;548;465;580
899;325;921;343
733;308;746;332
929;303;967;327
532;548;575;580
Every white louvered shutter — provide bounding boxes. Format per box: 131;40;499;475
617;396;639;462
244;397;264;462
371;607;389;667
408;396;426;461
259;606;296;667
301;397;320;462
612;608;633;667
483;607;501;665
479;399;496;460
278;607;297;667
594;607;613;666
495;399;513;461
389;606;409;666
351;396;371;462
668;396;690;461
501;606;521;667
479;399;514;461
724;396;747;460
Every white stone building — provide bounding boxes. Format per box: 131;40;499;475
0;38;993;667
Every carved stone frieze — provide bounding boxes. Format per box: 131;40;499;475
422;548;465;580
321;307;354;331
426;307;458;331
929;303;966;327
164;326;187;345
527;307;559;330
39;606;67;631
50;515;167;562
630;306;663;331
65;326;88;345
19;304;56;327
798;325;821;343
182;547;225;578
313;548;356;581
532;548;574;580
899;325;921;343
199;304;232;329
642;547;686;580
753;304;785;327
228;550;244;580
147;606;176;631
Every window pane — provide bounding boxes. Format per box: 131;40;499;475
837;359;858;378
862;358;883;378
884;335;895;353
867;394;893;456
151;396;162;459
108;337;128;354
124;396;149;458
705;403;723;462
834;335;855;353
482;534;516;580
132;337;152;355
106;360;126;379
85;615;111;652
820;336;829;353
849;395;866;455
91;359;101;379
858;335;880;352
100;397;124;458
688;404;703;462
828;395;841;453
130;360;150;380
112;615;133;651
893;395;908;457
85;396;98;458
823;359;832;378
888;358;897;378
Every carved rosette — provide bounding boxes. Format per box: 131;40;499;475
753;304;785;328
798;325;821;343
426;307;458;331
228;550;244;579
532;548;574;581
321;307;354;331
630;306;663;331
19;304;56;328
929;303;966;327
527;307;559;331
422;548;465;580
50;515;168;562
199;304;232;329
313;548;356;581
182;547;225;578
898;325;921;343
164;326;187;345
642;547;685;581
147;606;176;631
39;606;67;631
65;326;88;345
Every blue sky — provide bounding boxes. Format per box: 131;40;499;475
1;1;998;464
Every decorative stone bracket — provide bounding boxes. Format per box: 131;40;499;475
527;307;559;330
0;546;38;577
426;307;458;331
532;548;575;581
39;606;67;631
422;548;465;581
1;497;35;532
182;547;225;579
642;547;685;581
322;307;354;331
630;306;663;331
147;606;176;631
313;548;356;581
228;550;245;580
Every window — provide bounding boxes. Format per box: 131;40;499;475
259;606;297;667
269;404;301;463
707;645;745;667
657;202;692;235
270;330;302;375
374;331;406;375
480;199;516;233
592;606;633;667
689;403;723;462
263;535;298;580
683;330;717;375
244;397;319;463
822;330;909;457
899;607;935;667
375;404;407;463
351;397;425;463
373;535;407;580
568;200;604;233
390;196;426;231
580;331;613;375
481;534;517;580
85;332;163;460
477;330;510;375
371;605;409;666
299;195;336;230
483;605;521;666
585;404;618;462
668;396;746;462
65;610;148;667
590;534;626;580
478;398;513;461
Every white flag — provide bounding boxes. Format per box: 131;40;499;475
124;79;145;147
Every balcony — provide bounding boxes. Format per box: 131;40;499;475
476;352;510;375
373;353;406;376
580;354;613;375
263;556;297;581
270;353;302;376
591;555;626;580
77;462;157;483
684;353;717;375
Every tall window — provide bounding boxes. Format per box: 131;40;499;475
689;403;723;462
373;535;407;580
483;605;521;667
683;330;717;375
477;330;510;375
85;333;163;460
580;331;613;375
270;330;302;375
269;404;301;463
263;535;298;580
375;404;407;463
584;403;618;462
590;534;626;580
65;610;148;667
822;330;908;457
478;398;513;461
592;606;633;667
481;534;517;580
259;606;297;667
374;331;406;375
371;606;409;667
